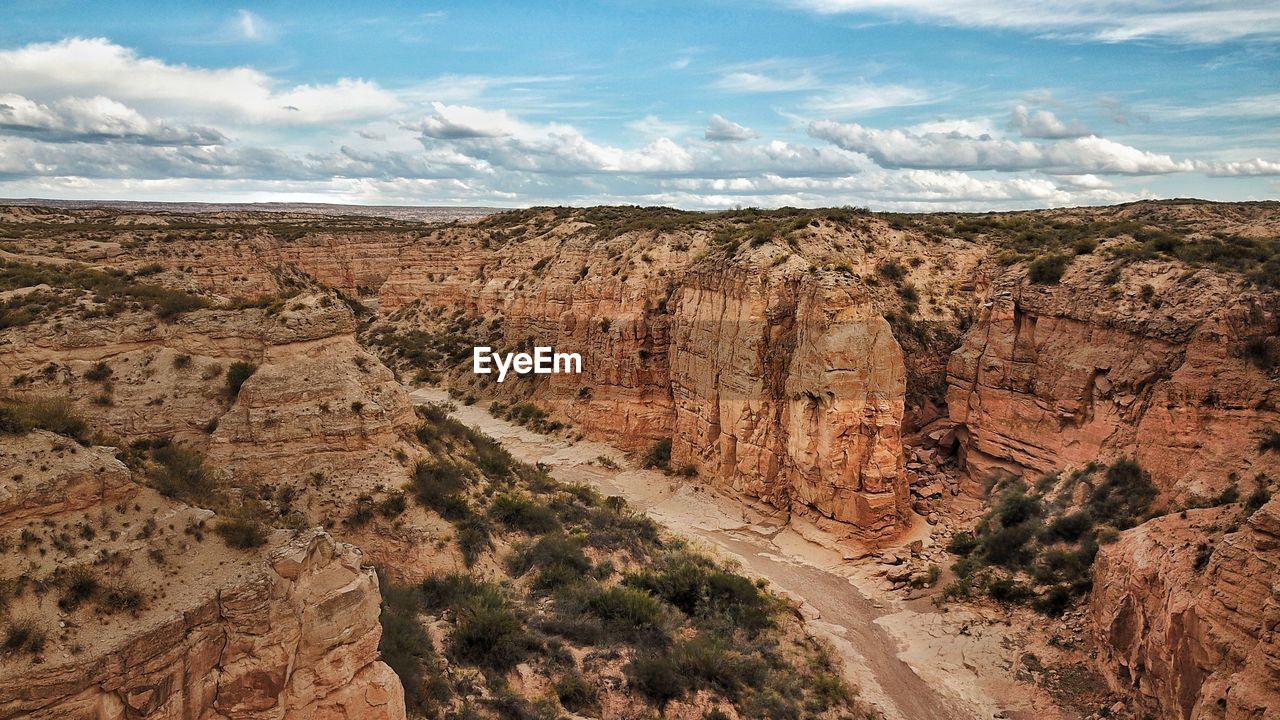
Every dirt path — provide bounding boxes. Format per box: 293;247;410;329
412;389;1059;720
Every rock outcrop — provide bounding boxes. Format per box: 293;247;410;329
0;431;137;533
1090;498;1280;720
947;252;1279;502
0;529;405;720
669;265;907;533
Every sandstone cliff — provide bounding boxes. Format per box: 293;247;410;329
947;250;1279;503
0;529;404;720
1090;498;1280;720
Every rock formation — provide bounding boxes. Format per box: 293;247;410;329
1090;498;1280;719
0;529;404;720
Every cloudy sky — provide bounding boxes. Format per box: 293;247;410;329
0;1;1277;210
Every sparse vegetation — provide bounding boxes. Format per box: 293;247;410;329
945;459;1160;615
225;361;257;399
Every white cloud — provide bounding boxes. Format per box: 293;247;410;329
417;102;521;139
628;114;691;139
1007;105;1091;139
0;37;399;125
0;93;224;145
803;82;932;115
712;61;824;93
704;114;758;142
808;119;1195;174
1196;158;1280;176
233;10;273;42
781;0;1280;43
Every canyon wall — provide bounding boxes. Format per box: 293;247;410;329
669;263;907;534
1090;498;1280;720
947;252;1279;502
0;529;404;720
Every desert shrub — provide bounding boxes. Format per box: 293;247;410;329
378;492;407;518
2;617;46;654
627;653;689;709
225;361;257;399
947;531;978;556
489;492;559;534
1087;457;1157;528
586;586;668;641
379;581;450;715
1044;511;1094;542
507;533;591;590
57;565;99;611
985;576;1033;604
410;460;471;517
99;578;144;613
451;604;538;671
83;361;112;382
1028;254;1071;284
878;260;906;281
455;517;492;567
1033;585;1073;616
4;396;88;442
996;489;1041;527
149;443;217;503
642;438;673;470
626;553;776;633
0;407;29;434
215;516;268;549
554;672;600;714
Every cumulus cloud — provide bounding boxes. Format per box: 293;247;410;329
807;119;1194;174
704;114;758;142
1007;105;1091;138
0;37;400;124
0;93;224;145
781;0;1280;43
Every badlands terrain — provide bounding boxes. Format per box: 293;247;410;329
0;199;1277;720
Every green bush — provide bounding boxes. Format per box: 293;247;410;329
149;443;217;503
642;438;673;470
1028;254;1071;284
627;653;689;709
586;586;667;640
554;672;599;714
379;581;449;715
410;460;471;518
626;553;775;633
225;361;257;399
215;516;268;549
451;604;538;671
507;533;591;590
1087;457;1157;528
489;492;560;534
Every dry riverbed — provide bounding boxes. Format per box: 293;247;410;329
411;388;1074;720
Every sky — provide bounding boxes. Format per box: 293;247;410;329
0;1;1277;211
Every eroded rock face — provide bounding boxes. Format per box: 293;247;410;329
1090;498;1280;720
946;254;1279;501
0;529;405;720
206;333;417;484
0;431;137;532
0;291;359;443
669;265;907;534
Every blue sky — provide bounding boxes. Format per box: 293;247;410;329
0;1;1277;210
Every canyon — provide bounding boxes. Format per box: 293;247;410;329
0;200;1277;719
